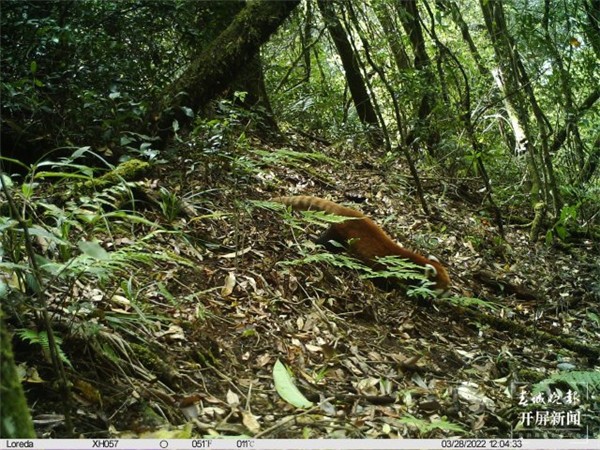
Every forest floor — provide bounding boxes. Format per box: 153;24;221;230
15;133;600;439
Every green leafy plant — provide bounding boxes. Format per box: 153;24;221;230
1;153;200;397
533;370;600;395
16;329;72;368
158;187;183;222
368;255;432;284
546;203;579;243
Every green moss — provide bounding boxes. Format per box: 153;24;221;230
0;311;35;438
81;158;150;190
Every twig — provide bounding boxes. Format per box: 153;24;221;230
253;397;335;438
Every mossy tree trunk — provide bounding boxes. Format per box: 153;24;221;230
156;0;299;142
0;312;35;438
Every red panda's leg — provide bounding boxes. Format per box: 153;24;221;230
315;226;347;253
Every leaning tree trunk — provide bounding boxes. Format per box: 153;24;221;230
155;0;299;144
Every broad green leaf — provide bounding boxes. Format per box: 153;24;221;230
273;359;313;409
0;279;8;299
78;241;110;260
1;173;14;189
27;225;69;245
21;182;35;198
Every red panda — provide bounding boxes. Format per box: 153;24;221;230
272;195;450;293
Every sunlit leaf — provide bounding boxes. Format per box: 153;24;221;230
273;359;313;408
78;240;110;260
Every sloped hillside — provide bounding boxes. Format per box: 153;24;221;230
7;133;598;438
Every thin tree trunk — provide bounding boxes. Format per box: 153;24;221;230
373;2;410;71
433;19;505;235
480;0;546;215
316;0;381;141
396;0;440;155
345;1;429;215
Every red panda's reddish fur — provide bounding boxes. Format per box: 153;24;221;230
272;195;450;293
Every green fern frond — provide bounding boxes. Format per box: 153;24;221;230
299;210;359;226
366;255;429;282
16;328;43;345
280;251;368;272
279;247;437;290
533;370;600;395
15;329;72;367
250;200;287;212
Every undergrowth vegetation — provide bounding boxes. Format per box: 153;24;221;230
1;0;599;439
1;153;198;393
3;117;599;437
